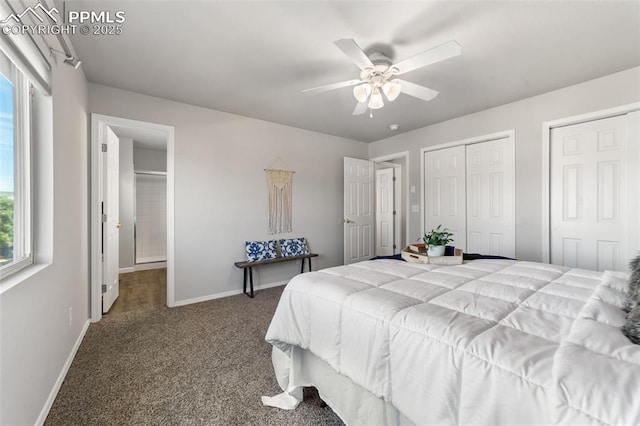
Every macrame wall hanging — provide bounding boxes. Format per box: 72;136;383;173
265;168;294;234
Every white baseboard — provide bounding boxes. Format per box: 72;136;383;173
173;280;288;307
36;319;91;426
119;267;135;274
134;262;167;271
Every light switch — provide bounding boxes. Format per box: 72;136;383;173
410;185;416;193
411;205;419;213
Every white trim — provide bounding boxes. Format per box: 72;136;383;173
370;151;411;249
134;261;167;271
35;319;90;426
541;102;640;263
118;267;134;274
173;280;288;307
91;114;176;322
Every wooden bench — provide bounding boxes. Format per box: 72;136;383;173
234;253;318;298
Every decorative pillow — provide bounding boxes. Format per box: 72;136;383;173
623;253;640;312
622;304;640;345
278;238;308;257
245;240;277;262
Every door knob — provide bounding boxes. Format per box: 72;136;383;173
116;222;123;229
345;219;355;224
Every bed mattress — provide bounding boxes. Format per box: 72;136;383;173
264;259;640;425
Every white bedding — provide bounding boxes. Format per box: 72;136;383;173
264;259;640;425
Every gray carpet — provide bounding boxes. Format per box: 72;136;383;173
45;286;344;425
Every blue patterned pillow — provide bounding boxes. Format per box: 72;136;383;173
279;238;308;257
245;240;277;262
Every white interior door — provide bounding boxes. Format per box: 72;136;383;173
550;113;637;271
466;138;515;257
424;146;466;250
375;168;395;256
344;157;374;264
102;126;120;313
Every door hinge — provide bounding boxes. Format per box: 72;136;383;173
393;244;397;250
101;213;107;223
101;143;107;152
393;176;396;181
393;210;397;215
101;284;107;293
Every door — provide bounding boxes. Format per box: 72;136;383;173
550;113;638;271
344;157;374;264
466;138;515;257
376;167;395;256
424;146;466;250
102;125;120;312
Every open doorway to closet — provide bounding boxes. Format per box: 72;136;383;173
90;114;175;321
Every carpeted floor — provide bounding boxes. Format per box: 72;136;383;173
45;286;344;426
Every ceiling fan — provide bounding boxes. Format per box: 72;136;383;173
303;39;461;115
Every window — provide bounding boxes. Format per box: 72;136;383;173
0;50;31;279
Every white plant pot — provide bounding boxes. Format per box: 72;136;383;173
427;245;446;257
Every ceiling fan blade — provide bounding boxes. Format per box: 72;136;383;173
396;79;439;102
393;40;461;75
334;39;375;71
302;79;362;94
352;101;368;116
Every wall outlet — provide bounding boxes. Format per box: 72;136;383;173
411;205;420;213
68;307;73;328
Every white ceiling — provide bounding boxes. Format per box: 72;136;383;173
65;1;640;143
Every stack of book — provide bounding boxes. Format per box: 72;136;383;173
408;242;426;253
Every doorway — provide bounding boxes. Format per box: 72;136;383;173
343;152;409;264
90;114;175;321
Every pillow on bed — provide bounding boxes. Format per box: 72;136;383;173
279;238;308;257
622;305;640;345
245;240;277;262
623;253;640;312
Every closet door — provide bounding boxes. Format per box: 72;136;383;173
424;146;466;250
550;114;635;271
466;139;515;258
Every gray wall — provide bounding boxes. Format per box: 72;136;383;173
119;137;135;270
134;147;167;172
0;59;89;423
368;67;640;262
88;83;368;303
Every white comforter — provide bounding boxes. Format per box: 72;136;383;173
264;259;640;425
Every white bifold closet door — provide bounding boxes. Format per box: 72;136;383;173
466;140;515;256
550;112;640;271
135;173;167;264
424;135;515;258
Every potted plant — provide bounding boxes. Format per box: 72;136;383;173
423;225;454;257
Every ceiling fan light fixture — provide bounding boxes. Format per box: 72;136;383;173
353;83;372;103
368;88;384;110
382;80;401;101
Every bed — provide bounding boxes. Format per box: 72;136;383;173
262;258;640;425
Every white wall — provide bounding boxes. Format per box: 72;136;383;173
369;67;640;262
88;84;368;303
119;137;135;270
0;62;89;423
134;146;166;172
